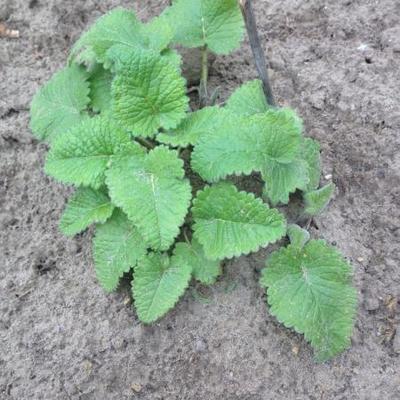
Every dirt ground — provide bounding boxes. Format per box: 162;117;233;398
1;0;400;399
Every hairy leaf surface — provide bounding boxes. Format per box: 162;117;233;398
287;224;310;250
132;252;192;323
304;183;335;216
88;64;113;112
192;183;286;259
302;138;321;191
30;64;90;141
93;209;146;292
261;240;357;361
60;187;114;236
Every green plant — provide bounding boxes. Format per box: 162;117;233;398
30;1;357;362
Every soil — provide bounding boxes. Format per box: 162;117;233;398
1;0;400;399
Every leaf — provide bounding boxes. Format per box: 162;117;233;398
302;138;321;191
225;80;270;116
88;64;113;113
167;0;244;54
287;224;310;250
191;108;302;182
45;117;144;188
106;146;192;250
132;252;192;323
30;64;90;141
260;240;357;361
111;48;188;137
93;209;146;292
192;183;286;259
174;239;222;284
304;183;335;216
158;106;227;147
60;187;114;236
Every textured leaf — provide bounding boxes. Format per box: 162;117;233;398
60;187;114;236
192;183;286;259
304;183;335;216
45;117;144;188
226;80;269;116
158;107;227;147
88;64;113;113
302;138;321;191
111;48;188;137
174;239;222;284
191;108;302;182
93;209;146;292
30;64;90;141
287;224;310;250
260;240;357;361
106;146;192;250
132;252;192;323
160;48;183;72
167;0;244;54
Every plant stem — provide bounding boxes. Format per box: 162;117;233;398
239;0;276;107
199;45;209;107
136;137;155;150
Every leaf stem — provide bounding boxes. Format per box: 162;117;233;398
199;45;209;107
136;137;156;150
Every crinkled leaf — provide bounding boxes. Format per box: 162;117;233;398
93;209;146;292
174;239;222;284
88;64;113;113
261;240;357;362
60;187;114;236
304;183;335;216
30;64;90;141
111;48;188;137
302;138;321;191
45;117;144;188
192;108;302;182
192;183;286;260
287;224;310;250
167;0;244;54
132;252;192;323
106;146;192;250
160;48;183;72
226;80;270;116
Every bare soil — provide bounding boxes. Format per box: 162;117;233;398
1;0;400;399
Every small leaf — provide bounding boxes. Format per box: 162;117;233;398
226;80;269;116
30;64;90;141
302;138;321;191
132;252;192;323
111;48;188;137
88;64;113;113
192;183;286;260
260;240;357;361
174;239;222;284
304;183;335;216
60;187;114;236
93;209;146;292
45;117;144;188
287;224;310;249
167;0;244;54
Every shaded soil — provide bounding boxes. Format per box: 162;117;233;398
1;0;400;399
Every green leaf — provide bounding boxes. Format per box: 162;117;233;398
60;187;114;236
88;64;113;113
167;0;244;54
93;209;146;292
158;106;227;147
260;240;357;361
106;146;192;250
30;64;90;141
174;239;222;284
111;48;188;137
191;108;302;182
45;117;144;188
132;252;192;323
304;183;335;216
192;183;286;260
287;224;310;249
226;80;270;116
302;138;321;191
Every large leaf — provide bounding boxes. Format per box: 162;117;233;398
60;187;114;236
304;183;335;216
192;183;286;259
106;146;192;250
93;209;146;292
261;240;357;361
111;48;188;137
167;0;244;54
45;117;145;188
30;64;90;141
132;252;192;323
